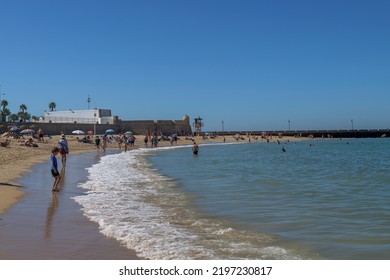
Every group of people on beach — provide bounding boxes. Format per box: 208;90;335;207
49;132;201;191
94;134;108;152
94;133;137;152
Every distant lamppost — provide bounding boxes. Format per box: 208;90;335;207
87;95;91;110
351;119;354;130
288;119;291;131
222;120;224;132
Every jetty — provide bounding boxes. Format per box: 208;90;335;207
215;129;389;138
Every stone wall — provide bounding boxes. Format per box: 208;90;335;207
0;119;192;136
118;120;191;136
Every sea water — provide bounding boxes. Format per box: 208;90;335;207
73;138;390;259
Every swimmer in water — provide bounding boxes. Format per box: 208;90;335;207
192;142;199;155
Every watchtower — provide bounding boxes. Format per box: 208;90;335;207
193;116;203;135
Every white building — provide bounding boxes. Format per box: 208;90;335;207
42;109;116;124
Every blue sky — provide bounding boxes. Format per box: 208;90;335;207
0;0;389;131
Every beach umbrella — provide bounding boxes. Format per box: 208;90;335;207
87;130;94;135
9;125;20;131
20;129;35;135
125;131;133;135
72;130;85;135
1;132;10;137
106;129;115;134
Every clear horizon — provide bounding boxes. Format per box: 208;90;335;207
1;0;389;131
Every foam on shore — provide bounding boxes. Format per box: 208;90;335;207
73;145;302;260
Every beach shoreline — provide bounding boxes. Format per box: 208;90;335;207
1;133;304;259
1;134;304;214
0;150;144;259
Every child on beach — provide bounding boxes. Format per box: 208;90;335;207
95;135;101;151
50;147;61;192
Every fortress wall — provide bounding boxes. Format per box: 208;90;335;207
1;119;192;136
118;120;191;136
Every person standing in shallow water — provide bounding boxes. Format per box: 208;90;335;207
50;147;61;191
192;142;199;155
144;135;149;147
57;134;69;167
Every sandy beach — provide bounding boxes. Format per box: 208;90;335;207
0;133;299;259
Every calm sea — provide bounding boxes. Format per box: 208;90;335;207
73;138;390;259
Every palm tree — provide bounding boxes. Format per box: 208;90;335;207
48;102;56;112
1;99;10;122
1;99;8;110
18;104;29;122
18;112;31;122
1;108;10;122
8;113;19;122
19;104;27;113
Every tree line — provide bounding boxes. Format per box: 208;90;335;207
0;100;57;122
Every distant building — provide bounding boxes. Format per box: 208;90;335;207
42;109;116;124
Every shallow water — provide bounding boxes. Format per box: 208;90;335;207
73;138;390;259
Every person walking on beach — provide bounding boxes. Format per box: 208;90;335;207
123;134;128;152
101;133;108;152
57;134;69;167
152;135;158;148
37;128;44;143
50;147;61;191
144;135;149;147
127;135;135;147
118;132;124;150
192;142;199;155
95;136;101;151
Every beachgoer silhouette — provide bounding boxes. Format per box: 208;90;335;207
57;134;69;167
192;142;199;155
50;147;61;191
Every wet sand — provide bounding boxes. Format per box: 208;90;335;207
0;150;140;259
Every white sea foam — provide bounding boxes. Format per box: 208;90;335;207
73;146;300;259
